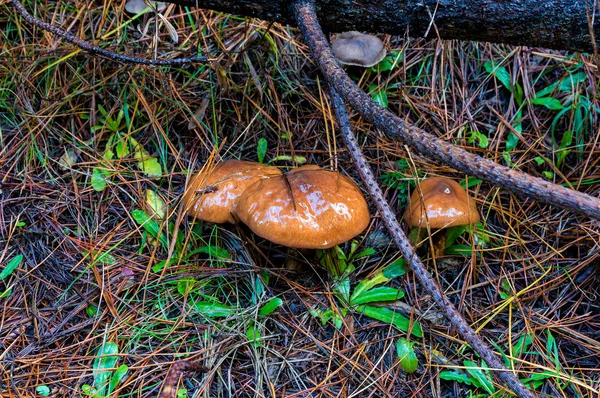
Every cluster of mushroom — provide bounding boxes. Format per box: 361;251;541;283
183;160;370;249
404;177;480;254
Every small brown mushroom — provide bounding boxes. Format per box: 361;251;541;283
236;165;370;249
404;177;480;254
330;31;386;68
183;160;282;224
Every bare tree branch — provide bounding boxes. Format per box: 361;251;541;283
292;0;600;222
327;84;535;398
10;0;208;66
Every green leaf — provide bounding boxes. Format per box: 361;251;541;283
382;258;406;279
269;155;307;164
258;298;283;316
351;259;406;302
444;244;475;256
91;168;109;192
464;360;496;394
176;388;188;398
114;135;130;159
513;333;533;357
93;341;119;397
1;254;22;280
246;323;261;347
193;301;236;318
350;286;404;305
369;85;388;108
531;97;564;110
558;72;587;92
36;385;50;396
396;338;418;373
81;384;94;395
356;305;422;337
506;131;519;152
466;131;489;148
108;364;128;395
439;370;476;386
184;245;231;260
257;137;268;163
131;209;169;249
0;289;12;298
484;60;511;92
137;156;162;178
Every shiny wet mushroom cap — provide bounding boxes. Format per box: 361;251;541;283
404;177;480;229
330;31;386;68
236;165;370;249
183;160;282;224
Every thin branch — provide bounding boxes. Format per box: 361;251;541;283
327;85;535;397
291;0;600;221
10;0;208;65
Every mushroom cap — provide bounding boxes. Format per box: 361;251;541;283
331;31;386;68
124;0;166;14
236;165;370;249
404;177;480;229
183;160;282;224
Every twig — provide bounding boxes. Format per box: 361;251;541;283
291;0;600;221
327;85;535;397
158;359;208;398
10;0;208;65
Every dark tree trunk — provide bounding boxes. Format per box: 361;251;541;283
167;0;599;53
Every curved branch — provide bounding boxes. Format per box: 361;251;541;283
328;85;535;397
292;0;600;221
10;0;207;66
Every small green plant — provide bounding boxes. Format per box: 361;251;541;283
81;341;128;397
0;253;22;298
484;60;524;166
396;337;418;373
256;137;268;163
89;106;162;192
440;360;496;395
380;159;420;207
311;242;423;337
531;68;597;170
35;385;50;396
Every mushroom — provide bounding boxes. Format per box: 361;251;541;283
183;160;282;224
330;31;386;68
124;0;166;14
236;165;370;249
403;177;480;254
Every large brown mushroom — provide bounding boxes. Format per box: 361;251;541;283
236;165;370;249
183;160;282;224
404;176;480;254
330;31;386;68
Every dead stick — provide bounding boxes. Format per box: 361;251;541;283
158;359;208;398
10;0;207;65
327;85;535;397
291;0;600;221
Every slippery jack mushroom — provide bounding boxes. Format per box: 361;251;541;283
330;31;386;68
403;177;480;256
236;165;370;249
183;160;282;224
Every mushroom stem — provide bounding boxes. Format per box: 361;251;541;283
324;85;535;397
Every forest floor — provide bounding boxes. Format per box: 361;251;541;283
0;1;599;397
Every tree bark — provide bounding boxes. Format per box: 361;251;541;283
168;0;599;53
